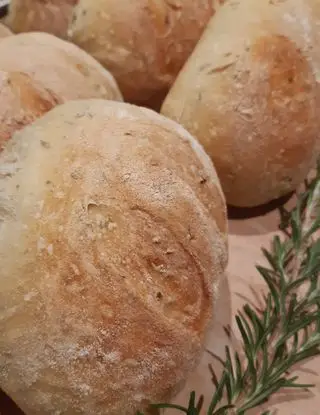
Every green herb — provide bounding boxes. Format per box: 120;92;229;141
139;161;320;415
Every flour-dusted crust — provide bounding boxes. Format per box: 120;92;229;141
0;32;123;103
0;100;228;414
6;0;78;39
67;0;215;105
161;0;320;207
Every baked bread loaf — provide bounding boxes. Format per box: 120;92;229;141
0;32;122;149
67;0;214;106
0;32;122;103
0;70;59;151
0;99;228;415
0;24;12;39
161;0;320;207
6;0;78;39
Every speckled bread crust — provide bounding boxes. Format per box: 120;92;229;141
67;0;215;105
0;32;123;103
0;24;12;39
6;0;78;39
0;70;60;152
161;0;320;207
0;99;228;415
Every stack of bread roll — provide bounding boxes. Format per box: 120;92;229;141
0;0;319;414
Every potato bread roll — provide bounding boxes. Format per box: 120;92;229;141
0;99;228;414
161;0;320;207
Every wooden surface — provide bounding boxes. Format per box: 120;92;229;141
1;193;319;414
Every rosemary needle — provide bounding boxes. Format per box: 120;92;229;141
139;161;320;415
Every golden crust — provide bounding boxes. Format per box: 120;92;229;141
0;70;60;152
0;100;228;414
67;0;214;105
0;32;123;149
0;32;123;103
161;0;320;207
6;0;78;39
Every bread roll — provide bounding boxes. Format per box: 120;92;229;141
0;32;122;151
0;23;12;39
0;32;122;103
0;99;228;414
161;0;320;207
6;0;78;39
67;0;215;106
0;70;59;151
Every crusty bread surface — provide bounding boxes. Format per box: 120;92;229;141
6;0;78;39
0;32;123;149
161;0;320;207
0;70;60;151
0;99;228;414
0;32;122;102
67;0;215;105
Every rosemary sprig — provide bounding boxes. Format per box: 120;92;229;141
139;161;320;415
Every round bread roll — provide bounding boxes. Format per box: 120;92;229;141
67;0;215;106
0;99;228;415
0;70;59;151
0;32;123;103
0;32;122;151
0;23;12;39
6;0;78;39
161;0;320;207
